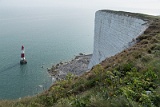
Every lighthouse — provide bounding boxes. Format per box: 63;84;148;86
20;45;27;64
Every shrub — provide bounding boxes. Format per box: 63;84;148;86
139;94;152;107
144;67;158;82
141;39;149;44
71;96;90;107
153;44;160;50
151;94;160;107
141;55;152;62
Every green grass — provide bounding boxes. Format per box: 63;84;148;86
0;11;160;107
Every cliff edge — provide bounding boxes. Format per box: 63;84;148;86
88;10;150;69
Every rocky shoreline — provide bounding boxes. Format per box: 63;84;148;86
47;53;92;81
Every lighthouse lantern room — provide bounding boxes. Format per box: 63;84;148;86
20;45;27;64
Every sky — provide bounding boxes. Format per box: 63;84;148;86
0;0;160;15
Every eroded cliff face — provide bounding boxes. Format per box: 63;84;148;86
88;10;149;69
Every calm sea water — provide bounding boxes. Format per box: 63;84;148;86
0;7;94;99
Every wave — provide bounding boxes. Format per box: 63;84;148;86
0;63;19;74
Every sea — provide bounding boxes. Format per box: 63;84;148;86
0;7;94;99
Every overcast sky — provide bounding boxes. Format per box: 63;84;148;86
0;0;160;15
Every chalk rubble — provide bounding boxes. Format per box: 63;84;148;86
48;54;92;80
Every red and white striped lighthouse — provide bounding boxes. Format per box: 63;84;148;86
20;45;27;64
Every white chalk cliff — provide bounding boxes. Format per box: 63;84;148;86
88;10;149;69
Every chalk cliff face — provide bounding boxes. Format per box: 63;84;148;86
88;10;149;69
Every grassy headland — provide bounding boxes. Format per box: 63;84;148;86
0;11;160;107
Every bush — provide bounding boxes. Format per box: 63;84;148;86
151;94;160;107
139;94;152;107
141;55;152;62
71;96;90;107
144;67;158;82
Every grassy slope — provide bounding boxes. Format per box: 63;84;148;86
0;11;160;107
